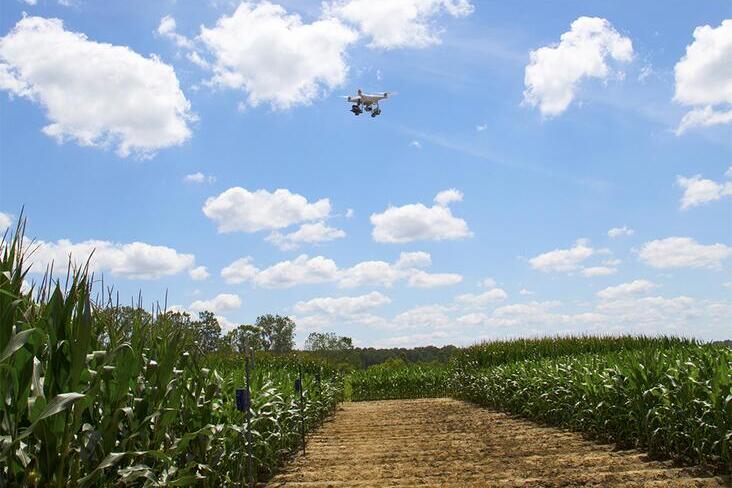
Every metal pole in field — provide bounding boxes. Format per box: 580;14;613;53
246;350;254;488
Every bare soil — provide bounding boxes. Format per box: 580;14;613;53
266;398;729;487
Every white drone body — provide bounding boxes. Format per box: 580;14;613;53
343;89;394;117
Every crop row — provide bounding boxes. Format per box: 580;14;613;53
451;344;731;472
0;230;342;487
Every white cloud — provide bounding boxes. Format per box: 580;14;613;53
345;208;355;218
597;279;657;300
221;251;461;289
676;173;732;209
190;293;241;313
22;0;37;5
581;266;617;277
674;20;732;134
479;277;497;288
529;239;594;273
189;265;210;280
0;16;194;158
608;226;634;238
407;270;463;288
638;237;732;269
433;188;463;206
324;0;473;49
221;257;259;284
253;254;340;289
0;212;12;233
266;221;345;250
476;123;487;131
157;15;194;49
370;190;471;243
184;172;216;184
199;2;357;109
519;288;535;296
393;304;452;329
395;251;432;269
203;187;331;233
410;140;422;149
523;17;633;117
294;291;390;316
26;238;195;279
455;288;508;308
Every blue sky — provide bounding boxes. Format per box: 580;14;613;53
1;0;730;347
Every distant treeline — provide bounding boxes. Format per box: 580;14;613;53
311;345;458;370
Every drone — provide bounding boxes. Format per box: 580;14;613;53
342;89;394;117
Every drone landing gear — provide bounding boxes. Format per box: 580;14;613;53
371;107;381;117
351;104;362;115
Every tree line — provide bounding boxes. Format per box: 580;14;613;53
104;306;457;369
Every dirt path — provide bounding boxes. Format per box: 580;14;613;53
266;398;728;487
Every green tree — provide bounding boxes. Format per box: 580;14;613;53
304;332;353;351
225;324;266;352
189;311;222;353
255;314;295;353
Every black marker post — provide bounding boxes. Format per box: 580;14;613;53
295;366;305;455
236;348;254;488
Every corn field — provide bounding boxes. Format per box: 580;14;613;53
0;227;343;487
350;336;731;473
349;363;448;401
451;342;732;472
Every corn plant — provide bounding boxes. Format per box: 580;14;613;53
0;222;343;487
450;343;732;473
349;363;449;401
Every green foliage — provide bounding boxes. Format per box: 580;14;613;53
451;343;732;473
349;362;449;401
255;314;295;353
224;324;266;353
304;332;353;352
0;224;342;487
453;335;695;369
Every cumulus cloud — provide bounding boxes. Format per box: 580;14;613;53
189;293;241;313
393;305;452;329
221;257;259;284
581;266;617;277
184;172;216;184
676;171;732;209
0;16;194;157
0;212;12;233
370;189;471;243
407;270;463;288
597;279;657;300
26;238;195;279
266;221;345;250
608;226;634;238
638;237;732;269
252;255;340;288
199;2;357;109
188;266;210;280
433;188;463;206
294;291;390;317
523;17;633;117
674;20;732;134
203;187;331;233
220;251;461;289
324;0;473;49
157;15;194;49
454;288;508;308
529;239;594;273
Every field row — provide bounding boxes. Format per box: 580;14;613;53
350;337;732;473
